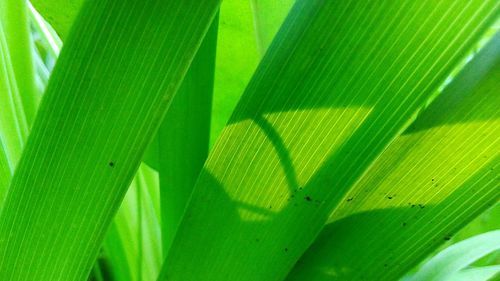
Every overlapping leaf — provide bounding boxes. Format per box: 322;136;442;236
159;1;500;280
0;0;220;280
287;33;500;281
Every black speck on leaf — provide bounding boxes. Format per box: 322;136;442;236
347;197;354;202
387;196;393;199
284;248;288;252
444;235;451;241
305;196;311;201
418;204;425;209
402;222;407;227
109;162;114;167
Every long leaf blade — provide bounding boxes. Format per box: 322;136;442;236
159;1;500;280
287;32;500;281
0;0;220;280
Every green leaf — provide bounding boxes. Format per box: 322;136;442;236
0;21;28;190
0;0;39;126
159;17;218;254
286;32;500;281
159;1;500;280
443;265;500;281
210;0;261;145
250;0;294;54
0;143;9;200
30;0;83;39
0;0;220;280
29;2;62;60
108;164;161;281
408;231;500;281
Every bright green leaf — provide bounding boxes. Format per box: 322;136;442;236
159;1;500;280
287;32;500;281
210;0;261;145
250;0;294;54
443;265;500;281
0;0;38;126
159;17;218;254
0;1;220;280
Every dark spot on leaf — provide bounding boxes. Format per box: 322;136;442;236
305;196;311;201
418;204;425;209
347;197;354;202
387;196;393;199
284;248;288;252
431;178;434;181
402;222;407;227
109;162;114;167
444;235;451;241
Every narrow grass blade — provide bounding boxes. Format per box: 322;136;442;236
160;1;500;280
287;33;500;281
0;0;220;280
